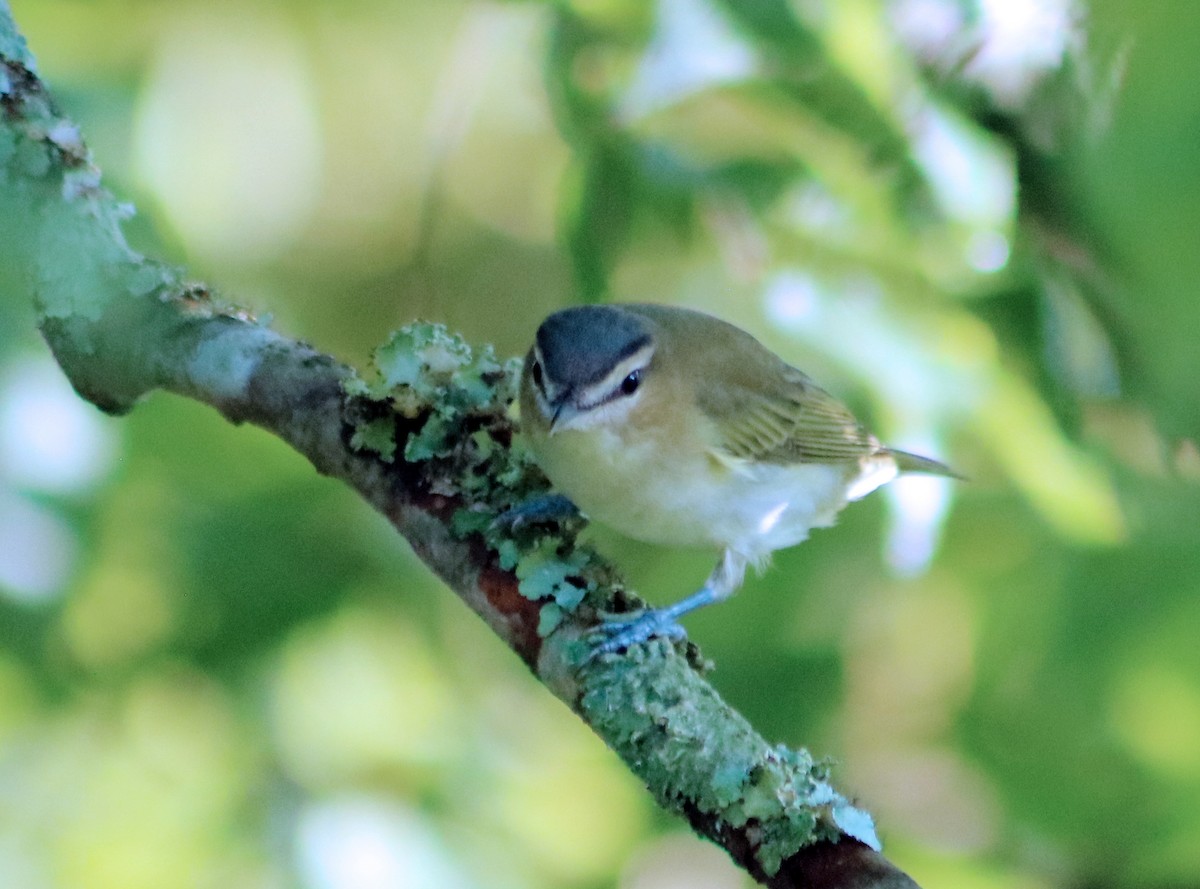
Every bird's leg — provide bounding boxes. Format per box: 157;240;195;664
591;550;748;656
492;493;581;531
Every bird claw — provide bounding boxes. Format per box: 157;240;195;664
492;494;580;532
589;609;689;658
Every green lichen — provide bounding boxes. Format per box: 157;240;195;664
358;321;509;409
0;12;36;69
581;648;878;876
515;539;593;609
0;126;17;169
345;322;610;631
15;136;49;177
404;412;453;462
125;259;170;297
537;602;565;637
344;322;515;464
832;800;878;849
0;57;177;328
348;416;398;463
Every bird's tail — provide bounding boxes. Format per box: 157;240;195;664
886;448;965;480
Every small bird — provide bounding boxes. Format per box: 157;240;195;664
518;303;956;653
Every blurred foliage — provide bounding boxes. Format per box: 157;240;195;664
2;0;1199;888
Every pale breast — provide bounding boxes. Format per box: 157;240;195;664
649;459;858;555
531;419;879;560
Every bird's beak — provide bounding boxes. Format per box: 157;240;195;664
549;401;580;435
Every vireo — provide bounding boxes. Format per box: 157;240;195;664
518;303;956;653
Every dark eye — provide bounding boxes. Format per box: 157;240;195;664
531;360;544;390
619;369;641;396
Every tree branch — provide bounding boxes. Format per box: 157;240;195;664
0;7;919;887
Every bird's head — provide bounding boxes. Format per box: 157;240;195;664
522;305;657;435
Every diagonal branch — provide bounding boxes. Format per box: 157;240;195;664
0;8;919;887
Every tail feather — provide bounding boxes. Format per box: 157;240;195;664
886;448;965;480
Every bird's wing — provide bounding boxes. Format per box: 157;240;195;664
699;363;879;466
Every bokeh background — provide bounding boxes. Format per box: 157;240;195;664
2;1;1199;887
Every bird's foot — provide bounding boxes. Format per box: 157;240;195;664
589;609;689;658
588;585;726;658
492;494;580;532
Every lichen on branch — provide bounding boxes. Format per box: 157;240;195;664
340;321;884;878
343;322;618;649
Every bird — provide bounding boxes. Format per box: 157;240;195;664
517;303;956;654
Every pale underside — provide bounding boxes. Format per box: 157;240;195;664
532;412;898;572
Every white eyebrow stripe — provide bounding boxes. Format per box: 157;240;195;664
531;344;564;402
577;344;655;408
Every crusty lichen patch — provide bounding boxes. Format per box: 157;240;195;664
344;322;618;644
580;641;880;876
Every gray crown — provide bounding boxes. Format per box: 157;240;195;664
535;305;652;390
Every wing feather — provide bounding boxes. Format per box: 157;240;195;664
619;303;879;466
618;303;955;475
699;363;878;466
